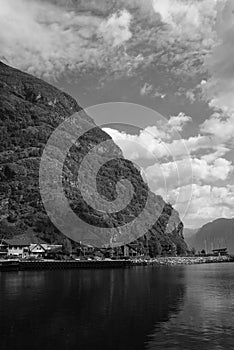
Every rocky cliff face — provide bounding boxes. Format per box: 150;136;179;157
0;61;188;256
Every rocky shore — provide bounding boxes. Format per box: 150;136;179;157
131;255;231;266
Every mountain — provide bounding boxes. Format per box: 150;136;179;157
185;218;234;254
183;228;198;238
0;61;188;256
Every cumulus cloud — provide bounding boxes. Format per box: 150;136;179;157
170;184;234;227
103;114;223;162
103;126;171;161
167;113;192;132
104;107;234;227
201;146;230;163
145;157;233;193
200;112;234;142
103;114;192;161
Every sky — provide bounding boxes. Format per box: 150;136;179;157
1;0;234;228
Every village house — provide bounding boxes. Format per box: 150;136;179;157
2;238;30;258
30;243;63;258
1;237;63;259
212;248;228;256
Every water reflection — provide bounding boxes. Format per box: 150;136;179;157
146;263;234;350
0;267;186;350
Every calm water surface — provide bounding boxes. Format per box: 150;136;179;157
0;263;234;350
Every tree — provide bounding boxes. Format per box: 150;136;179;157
191;247;196;256
63;239;72;256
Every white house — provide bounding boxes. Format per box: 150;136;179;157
29;243;47;257
3;238;63;258
3;238;30;258
30;243;62;257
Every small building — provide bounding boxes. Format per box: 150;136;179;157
212;248;228;256
126;243;141;258
29;243;63;257
3;238;30;258
30;243;47;257
2;237;63;259
43;244;63;259
115;243;143;259
79;244;95;257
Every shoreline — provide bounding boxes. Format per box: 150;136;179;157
0;255;233;271
131;255;232;266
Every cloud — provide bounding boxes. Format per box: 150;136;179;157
103;113;192;161
0;0;220;82
200;112;234;142
200;0;234;145
203;0;234;114
2;0;233;228
149;0;218;72
170;184;234;227
167;113;192;132
104;112;233;227
201;146;230;163
140;83;167;99
152;0;202;30
98;9;132;47
103;126;169;161
145;157;233;192
0;0;134;80
103;114;224;162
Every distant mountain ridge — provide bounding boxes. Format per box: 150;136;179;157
185;218;234;254
183;228;198;238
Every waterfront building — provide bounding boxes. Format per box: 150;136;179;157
3;238;30;258
29;243;63;258
2;237;63;258
212;248;228;256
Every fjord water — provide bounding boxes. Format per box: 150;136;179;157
0;264;234;350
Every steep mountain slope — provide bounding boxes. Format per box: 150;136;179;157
0;61;188;256
186;218;234;253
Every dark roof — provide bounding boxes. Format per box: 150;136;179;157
3;238;31;246
3;233;46;246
